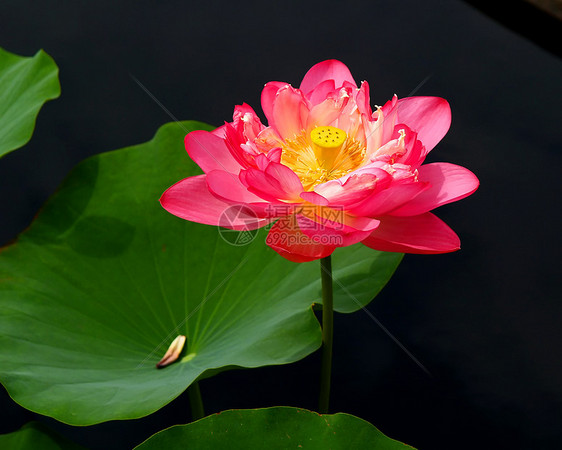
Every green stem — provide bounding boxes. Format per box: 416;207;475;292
187;381;205;421
318;255;334;414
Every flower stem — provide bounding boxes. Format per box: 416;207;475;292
318;255;334;414
187;381;205;421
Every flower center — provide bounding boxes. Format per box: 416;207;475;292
310;126;347;149
280;126;367;191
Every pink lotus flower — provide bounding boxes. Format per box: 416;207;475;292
161;60;479;262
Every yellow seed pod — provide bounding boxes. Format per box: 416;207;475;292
310;126;347;149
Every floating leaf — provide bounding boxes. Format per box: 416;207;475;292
135;407;414;449
0;47;60;157
0;422;85;450
0;121;402;425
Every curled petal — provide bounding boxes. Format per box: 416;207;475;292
249;201;299;219
307;79;336;105
300;190;329;206
300;59;357;95
369;124;423;165
349;178;430;217
361;213;460;254
296;215;374;247
333;87;362;134
295;203;380;234
314;172;382;208
266;146;282;163
355;81;372;117
270;85;309;139
265;161;304;196
397;96;451;153
240;161;303;202
312;209;380;233
393;125;425;167
211;124;227;138
261;81;288;125
254;127;283;153
206;170;265;203
240;169;285;203
160;175;267;230
232;103;264;141
266;216;336;263
379;95;399;146
390;163;479;216
363;96;398;155
254;153;270;171
224;122;255;168
185;130;243;174
306;96;348;131
253;148;285;170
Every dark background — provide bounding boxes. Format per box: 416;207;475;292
0;0;560;448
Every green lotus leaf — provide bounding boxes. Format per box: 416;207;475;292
0;47;60;157
135;407;414;449
0;121;402;425
0;422;85;450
